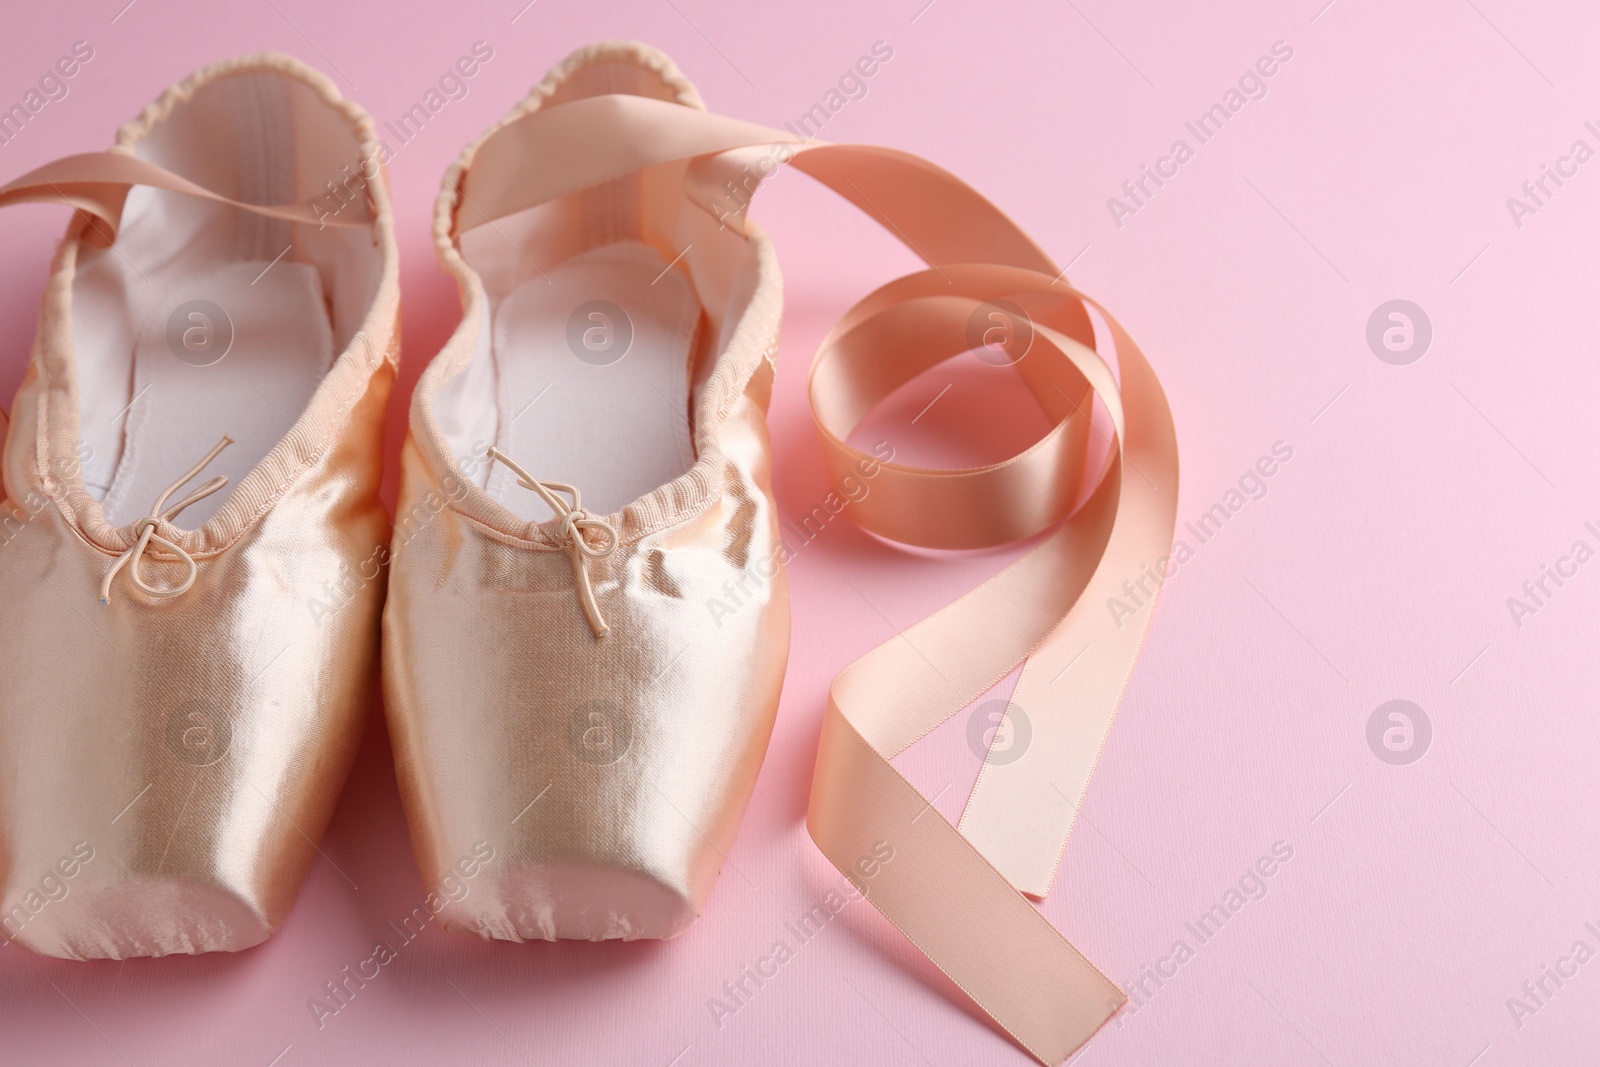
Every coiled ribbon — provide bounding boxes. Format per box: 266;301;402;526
462;92;1180;1064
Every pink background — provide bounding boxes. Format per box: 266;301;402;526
2;0;1597;1063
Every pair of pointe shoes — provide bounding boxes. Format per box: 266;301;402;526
0;43;788;959
0;35;1179;1065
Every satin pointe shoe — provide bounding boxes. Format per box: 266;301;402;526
0;54;398;958
383;41;789;941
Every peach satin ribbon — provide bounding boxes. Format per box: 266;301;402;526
0;150;372;246
492;95;1183;1062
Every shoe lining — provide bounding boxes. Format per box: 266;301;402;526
487;241;699;520
99;261;335;527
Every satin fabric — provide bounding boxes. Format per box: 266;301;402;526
383;42;790;941
455;87;1178;1063
0;149;370;247
0;55;398;958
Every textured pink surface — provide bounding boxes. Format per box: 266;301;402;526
2;1;1598;1064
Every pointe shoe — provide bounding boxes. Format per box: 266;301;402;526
0;55;397;958
383;42;789;941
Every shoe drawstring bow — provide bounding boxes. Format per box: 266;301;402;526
486;447;618;638
99;436;232;604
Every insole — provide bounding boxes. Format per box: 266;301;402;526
489;241;699;520
100;260;335;528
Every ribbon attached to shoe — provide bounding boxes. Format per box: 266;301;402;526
455;94;1179;1065
0;149;374;247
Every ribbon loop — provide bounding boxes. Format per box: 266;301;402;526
809;274;1102;550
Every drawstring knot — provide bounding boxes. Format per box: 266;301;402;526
486;447;618;638
99;435;232;604
558;507;617;559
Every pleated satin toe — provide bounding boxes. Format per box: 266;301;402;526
383;41;789;941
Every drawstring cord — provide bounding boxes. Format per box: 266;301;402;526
485;447;619;638
99;436;232;604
